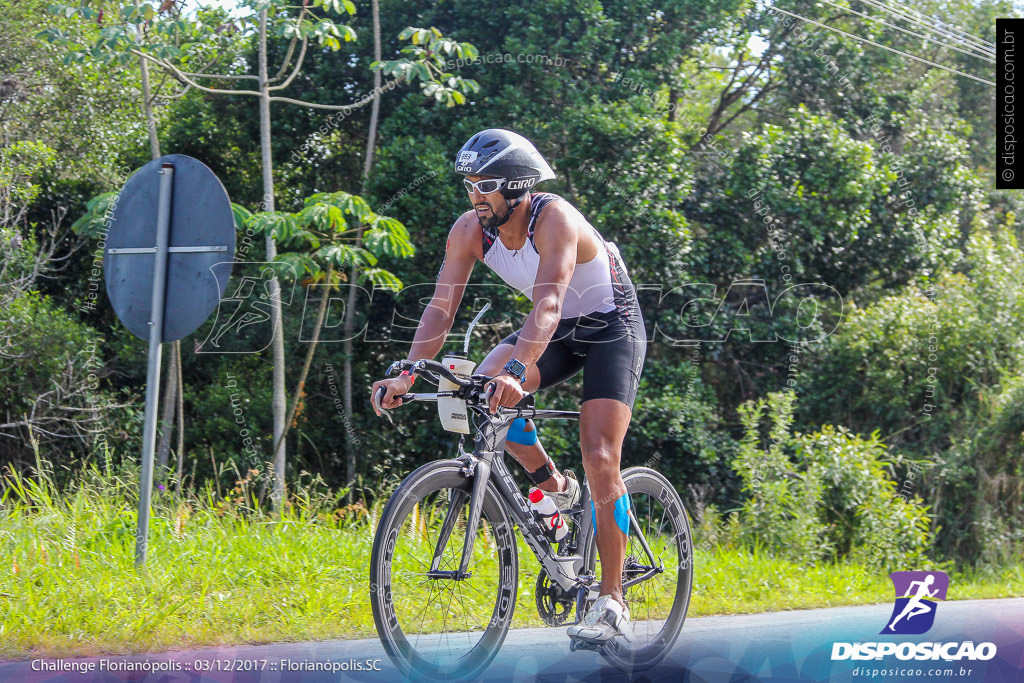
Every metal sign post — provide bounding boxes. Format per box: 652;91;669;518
104;154;236;569
135;163;173;567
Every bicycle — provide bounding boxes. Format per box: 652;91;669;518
368;315;694;681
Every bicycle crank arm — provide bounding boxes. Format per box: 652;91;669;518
576;564;663;598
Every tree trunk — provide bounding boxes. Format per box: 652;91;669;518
139;56;160;158
272;263;335;463
258;9;288;512
343;0;382;502
359;0;382;190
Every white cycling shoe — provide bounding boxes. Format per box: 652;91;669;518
567;594;635;645
547;469;580;512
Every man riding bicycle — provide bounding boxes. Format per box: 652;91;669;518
370;128;646;646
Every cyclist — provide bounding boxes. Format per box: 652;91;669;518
370;128;645;646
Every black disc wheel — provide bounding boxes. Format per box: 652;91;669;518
370;460;518;681
580;466;694;671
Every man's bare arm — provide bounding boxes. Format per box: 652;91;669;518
405;214;478;363
510;203;578;368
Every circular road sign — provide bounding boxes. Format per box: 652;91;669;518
105;154;235;342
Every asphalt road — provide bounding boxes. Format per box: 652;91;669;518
2;598;1022;683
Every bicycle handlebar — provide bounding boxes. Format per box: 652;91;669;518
375;359;534;423
386;359;474;388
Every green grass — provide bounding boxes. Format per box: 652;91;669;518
1;462;1021;660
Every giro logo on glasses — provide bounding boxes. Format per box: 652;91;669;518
882;571;949;635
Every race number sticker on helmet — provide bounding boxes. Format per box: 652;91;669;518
456;150;478;172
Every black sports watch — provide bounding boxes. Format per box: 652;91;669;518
502;358;527;384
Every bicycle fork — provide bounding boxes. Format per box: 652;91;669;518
426;428;501;580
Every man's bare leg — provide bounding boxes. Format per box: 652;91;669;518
579;398;631;609
477;343;567;494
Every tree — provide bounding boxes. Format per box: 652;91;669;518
344;0;382;499
797;226;1024;563
238;189;412;474
45;0;478;508
0;144;113;460
0;0;147;466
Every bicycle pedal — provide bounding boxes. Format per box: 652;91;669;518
568;637;604;653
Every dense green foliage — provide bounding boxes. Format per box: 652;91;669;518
800;229;1024;563
2;0;1021;571
714;391;930;566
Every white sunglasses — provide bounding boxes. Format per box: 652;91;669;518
463;177;507;194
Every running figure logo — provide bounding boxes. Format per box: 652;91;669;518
881;570;949;635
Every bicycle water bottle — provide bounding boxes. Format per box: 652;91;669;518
437;351;475;434
528;487;568;541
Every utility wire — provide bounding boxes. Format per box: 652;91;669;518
876;0;995;52
816;0;995;63
860;0;995;58
861;0;994;53
858;0;995;56
771;6;995;86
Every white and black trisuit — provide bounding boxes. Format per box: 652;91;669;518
482;192;646;409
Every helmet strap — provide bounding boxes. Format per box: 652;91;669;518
492;194;524;229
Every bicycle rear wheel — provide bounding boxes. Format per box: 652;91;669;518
370;460;518;681
582;465;694;671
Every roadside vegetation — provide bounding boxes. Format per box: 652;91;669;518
2;458;1020;659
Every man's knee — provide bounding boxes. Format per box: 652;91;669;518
581;445;619;471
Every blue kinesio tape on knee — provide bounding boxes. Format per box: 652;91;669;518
506;417;538;445
590;494;630;536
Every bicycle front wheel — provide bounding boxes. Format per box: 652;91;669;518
369;460;518;681
582;465;694;671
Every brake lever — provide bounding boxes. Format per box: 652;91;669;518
479;379;535;417
373;385;394;425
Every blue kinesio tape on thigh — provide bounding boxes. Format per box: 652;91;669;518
506;417;538;445
590;494;631;536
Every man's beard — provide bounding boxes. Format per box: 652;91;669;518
476;201;507;229
477;212;503;229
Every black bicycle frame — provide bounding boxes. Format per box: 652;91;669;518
385;365;665;599
432;404;600;597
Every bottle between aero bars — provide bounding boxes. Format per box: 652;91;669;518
437;351;475;434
